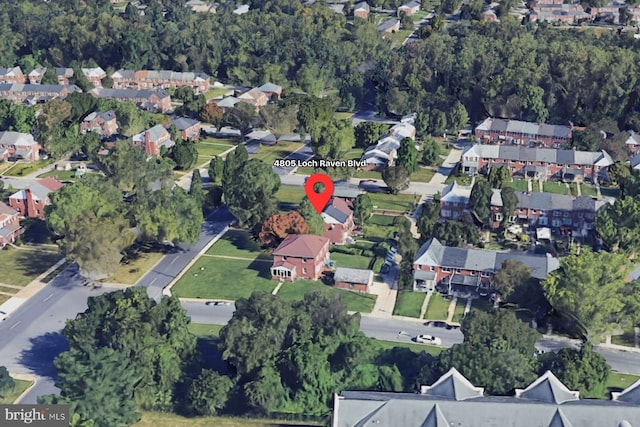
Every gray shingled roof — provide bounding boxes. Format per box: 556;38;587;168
0;83;80;94
91;88;169;100
422;368;484;401
324;205;349;224
334;267;373;284
464;144;612;167
477;118;571;139
333;184;361;199
516;371;579;404
172;117;200;130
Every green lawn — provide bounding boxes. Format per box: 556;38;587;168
444;173;472;186
584;372;640;399
335;112;353;120
411;166;436;183
612;328;636;347
393;291;426;317
206;229;270;260
296;166;314;175
353;169;382;179
204;87;234;100
188;323;224;339
37;170;79;180
252;141;304;166
276;280;377;313
569;182;579;196
363;215;397;240
138;412;322;427
368;214;396;226
0;378;33;404
200;136;240;146
330;251;373;270
543;181;569;195
344;148;364;159
580;183;598;197
369;192;417;212
197;142;232;157
171;258;277;300
390;29;413;48
275;185;307;211
3;160;54;177
452;298;467;324
506;179;529;192
0;247;62;287
423;293;451;321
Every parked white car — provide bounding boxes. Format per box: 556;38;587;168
416;334;442;345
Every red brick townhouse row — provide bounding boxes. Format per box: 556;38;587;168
439;181;611;233
111;69;210;94
0;131;40;161
0;83;81;105
411;237;559;294
90;88;171;113
475;117;572;148
461;144;613;183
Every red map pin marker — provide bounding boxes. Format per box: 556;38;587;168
304;173;334;213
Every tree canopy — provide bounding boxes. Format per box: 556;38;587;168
382;166;410;195
595;196;640;254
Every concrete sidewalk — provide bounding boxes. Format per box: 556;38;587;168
428;148;463;186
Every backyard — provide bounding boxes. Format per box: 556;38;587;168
423;293;451;321
363;214;396;240
543;181;570;195
393;290;426;318
330;251;374;270
507;179;529;192
274;185;307;211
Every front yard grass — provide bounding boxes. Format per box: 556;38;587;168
506;179;529;192
206;229;270;260
0;247;62;287
108;250;165;285
200;136;239;146
393;291;426;317
0;294;10;305
188;323;224;339
452;298;467;324
19;219;54;245
172;258;277;300
276;280;376;313
138;412;322;427
369;192;417;212
585;372;640;399
411;166;436;183
543;181;569;195
353;169;382;180
275;184;307;211
0;378;33;404
204;87;234;100
580;183;598;197
423;293;451;321
252;141;304;166
37;170;79;180
197;142;232;157
3;159;55;177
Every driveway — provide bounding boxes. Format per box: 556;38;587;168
429;148;462;185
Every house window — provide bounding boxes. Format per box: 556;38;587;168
454;268;461;273
302;268;308;274
563;212;570;217
470;271;477;276
481;272;491;277
586;213;594;220
303;258;307;263
553;211;561;217
441;267;451;273
282;256;287;260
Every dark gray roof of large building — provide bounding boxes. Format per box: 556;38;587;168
414;238;559;279
476;117;571;139
421;368;484;401
91;88;169;100
334;370;640;427
0;83;80;93
463;144;613;167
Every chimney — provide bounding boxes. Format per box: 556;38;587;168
144;131;156;156
25;188;36;218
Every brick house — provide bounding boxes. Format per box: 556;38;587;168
28;68;75;85
626;131;640;155
397;0;420;16
257;82;283;99
237;89;268;109
334;267;373;292
322;197;355;245
9;178;64;219
0;202;21;248
271;234;330;281
0;67;26;84
111;69;210;94
412;237;559;295
81;67;107;88
0;132;40;161
0;83;81;105
55;68;74;85
27;67;46;84
132;124;175;156
439;181;610;234
90;88;172;113
172;117;201;141
475;118;572;148
529;1;590;22
80;111;118;137
353;1;370;18
461;144;613;183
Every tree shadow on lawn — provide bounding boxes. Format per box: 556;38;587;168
249;259;272;280
13;250;62;281
225;229;263;252
19;332;68;380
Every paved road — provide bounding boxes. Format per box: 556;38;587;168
136;206;236;301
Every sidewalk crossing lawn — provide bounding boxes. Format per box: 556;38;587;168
276;280;377;313
393;290;425;318
423;293;451;321
172;258;277;300
452;298;467;323
0;248;62;287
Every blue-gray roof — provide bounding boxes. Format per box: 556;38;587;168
334;267;373;284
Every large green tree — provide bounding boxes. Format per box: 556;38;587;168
190;168;206;210
208;155;224;183
539;343;610;396
542;249;632;341
353;194;373;225
297;197;325;235
223;158;280;229
59;288;197;411
491;260;532;301
396;137;418;174
188;369;233;416
354;122;388;149
595;196;640;253
469;179;492;226
310;119;355;159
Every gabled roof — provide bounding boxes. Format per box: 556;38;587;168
216;97;240;107
400;0;421;8
440;181;471;204
354;1;370;11
38;177;64;192
421;368;484;401
90;88;170;100
0;83;80;94
272;234;329;258
0;66;23;77
322;197;352;224
334;267;373;284
10;180;63;201
549;409;575;427
475;117;571;139
172;117;200;130
0;131;37;147
377;18;400;31
81;67;106;78
238;88;266;101
463;144;613;167
423;404;450;427
515;371;579;404
626;131;640;146
257;82;281;93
